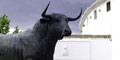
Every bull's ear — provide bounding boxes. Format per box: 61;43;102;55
40;18;50;23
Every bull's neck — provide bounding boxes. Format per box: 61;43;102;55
39;32;58;58
33;23;60;42
32;24;59;56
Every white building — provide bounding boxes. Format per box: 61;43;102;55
54;0;112;60
79;0;111;35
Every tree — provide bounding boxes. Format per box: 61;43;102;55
0;14;10;34
12;25;21;34
0;14;21;34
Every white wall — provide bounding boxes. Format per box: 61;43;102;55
54;38;90;60
54;38;112;60
82;1;111;35
90;39;112;60
111;0;120;60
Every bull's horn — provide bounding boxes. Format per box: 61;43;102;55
68;8;82;21
41;2;51;18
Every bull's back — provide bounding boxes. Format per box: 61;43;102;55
0;34;22;55
0;34;16;46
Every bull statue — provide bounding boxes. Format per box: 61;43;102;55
0;2;82;60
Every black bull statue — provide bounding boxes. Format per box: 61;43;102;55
0;2;82;60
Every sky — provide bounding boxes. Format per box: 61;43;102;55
0;0;96;34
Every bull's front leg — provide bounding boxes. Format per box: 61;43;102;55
25;56;40;60
26;58;36;60
30;55;54;60
44;56;54;60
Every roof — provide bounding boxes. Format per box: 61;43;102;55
79;0;108;32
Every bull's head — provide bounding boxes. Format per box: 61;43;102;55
40;2;82;39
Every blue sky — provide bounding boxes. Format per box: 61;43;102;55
0;0;96;34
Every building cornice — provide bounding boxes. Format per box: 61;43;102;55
64;35;111;39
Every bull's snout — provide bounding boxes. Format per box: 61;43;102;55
64;27;72;36
64;29;71;36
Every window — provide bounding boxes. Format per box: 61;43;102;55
107;1;111;12
99;9;101;12
94;10;97;19
87;17;88;26
90;16;92;19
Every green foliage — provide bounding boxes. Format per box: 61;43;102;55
12;25;22;34
0;14;21;34
0;14;10;34
12;25;19;34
